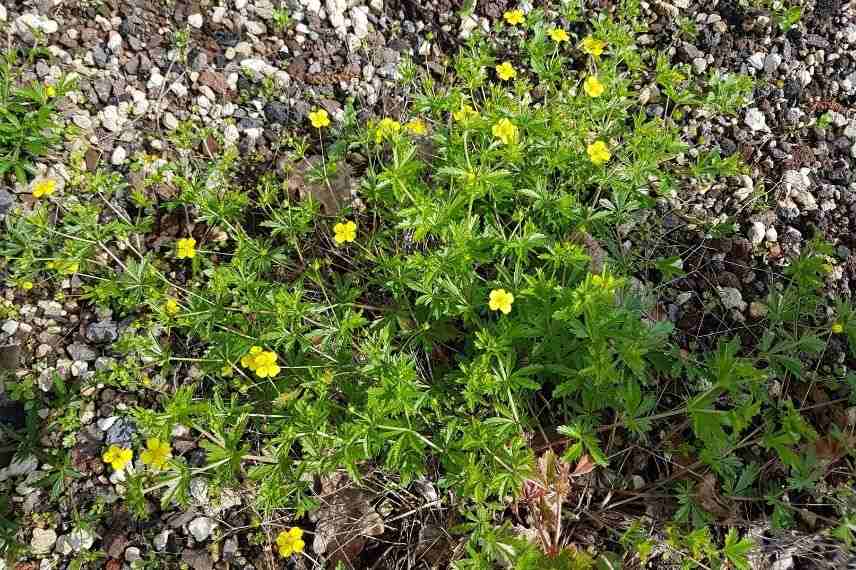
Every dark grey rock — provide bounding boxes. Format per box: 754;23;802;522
86;320;118;343
263;101;289;123
105;418;136;446
0;189;15;217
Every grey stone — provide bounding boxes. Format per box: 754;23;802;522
154;529;170;551
86;319;118;343
764;53;782;74
105;418;136;446
111;146;127;165
718;287;746;311
747;222;766;245
67;342;96;361
748;52;765;70
744;108;768;132
0;455;38;481
0;188;13;216
30;528;57;555
64;528;96;552
1;320;18;335
125;546;142;562
188;516;215;542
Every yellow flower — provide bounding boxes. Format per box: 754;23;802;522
503;9;525;25
21;281;34;290
102;445;133;471
276;527;305;558
45;84;56;98
253;351;280;378
405;118;428;136
492;118;519;146
333;220;357;244
583;75;604;97
489;289;514;314
308;108;330;128
165;298;180;316
587;140;611;165
832;322;844;334
241;346;264;370
176;237;196;259
453;104;480;123
375;117;402;143
581;35;606;57
496;61;517;81
32;178;57;198
140;438;172;470
549;28;570;43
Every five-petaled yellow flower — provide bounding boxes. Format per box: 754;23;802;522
102;444;133;471
375;117;402;143
503;9;525;25
549;28;570;43
140;438;172;470
453;104;480;123
254;351;281;378
832;322;844;334
581;35;606;57
583;75;605;97
241;346;281;378
176;237;196;259
165;298;180;316
587;140;611;165
489;289;515;314
276;527;305;558
308;108;330;129
496;61;517;81
405;118;428;135
492;118;519;146
333;220;357;244
32;178;57;198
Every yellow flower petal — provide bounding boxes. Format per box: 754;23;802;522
549;28;570;43
583;75;605;97
496;61;517;81
333;220;357;244
503;9;525;25
587;140;611;165
581;35;606;57
492;118;518;146
176;238;196;259
489;289;515;314
308;108;330;128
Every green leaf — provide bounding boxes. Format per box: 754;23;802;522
723;529;753;570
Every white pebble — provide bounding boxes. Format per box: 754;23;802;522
188;13;204;28
111;147;127;165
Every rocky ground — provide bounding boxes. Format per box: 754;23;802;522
2;0;856;568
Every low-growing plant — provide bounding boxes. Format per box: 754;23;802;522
0;49;72;182
3;6;856;569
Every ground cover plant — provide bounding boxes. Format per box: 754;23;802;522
3;1;856;569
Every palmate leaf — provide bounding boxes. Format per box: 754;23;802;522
557;423;607;466
723;529;754;570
